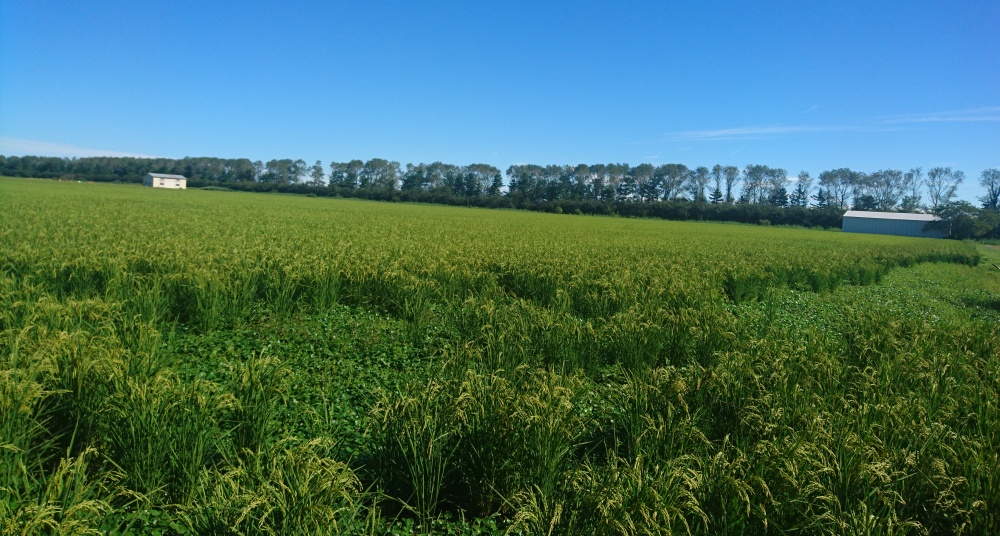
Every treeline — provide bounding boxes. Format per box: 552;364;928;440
206;180;848;228
0;155;261;183
3;154;998;233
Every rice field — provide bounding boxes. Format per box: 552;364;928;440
2;177;998;535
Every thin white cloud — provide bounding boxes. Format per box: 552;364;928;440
663;124;874;142
0;137;160;158
661;105;1000;143
882;106;1000;124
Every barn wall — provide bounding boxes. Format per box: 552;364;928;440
842;217;947;238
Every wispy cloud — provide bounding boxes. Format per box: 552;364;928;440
881;106;1000;124
662;124;875;142
661;106;1000;143
0;137;160;158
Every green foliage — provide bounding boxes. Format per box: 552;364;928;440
930;201;1000;240
227;353;289;458
191;438;365;535
2;449;112;536
1;178;998;534
102;373;228;505
372;377;467;522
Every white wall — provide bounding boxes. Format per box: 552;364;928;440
146;177;187;189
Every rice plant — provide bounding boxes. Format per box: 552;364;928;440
1;177;997;533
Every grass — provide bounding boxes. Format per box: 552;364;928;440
1;177;998;534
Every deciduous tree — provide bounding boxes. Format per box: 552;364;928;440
931;201;1000;239
900;167;924;211
868;169;905;210
765;167;789;204
687;166;711;202
655;164;688;200
979;168;1000;210
722;165;740;203
740;165;769;204
818;168;854;209
631;164;656;202
360;158;400;190
926;167;964;211
309;160;325;186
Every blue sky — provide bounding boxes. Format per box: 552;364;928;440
1;1;997;201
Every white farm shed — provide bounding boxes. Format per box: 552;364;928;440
842;210;947;239
144;173;187;189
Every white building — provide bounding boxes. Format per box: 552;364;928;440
842;210;947;239
144;173;187;189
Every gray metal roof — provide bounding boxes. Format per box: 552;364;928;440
843;210;939;222
146;173;187;179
